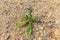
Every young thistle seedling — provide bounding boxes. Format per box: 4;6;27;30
17;7;38;36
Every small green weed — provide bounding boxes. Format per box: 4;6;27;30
16;7;45;36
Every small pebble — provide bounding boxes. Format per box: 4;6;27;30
40;33;43;36
5;33;10;40
0;3;3;9
17;0;23;5
36;28;39;31
40;27;43;30
42;25;45;27
55;20;59;24
38;37;42;40
31;0;35;3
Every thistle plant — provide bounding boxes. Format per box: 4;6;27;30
17;7;42;36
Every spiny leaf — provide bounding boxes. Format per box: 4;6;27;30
23;15;28;20
23;14;33;22
33;16;38;22
17;21;27;28
27;24;33;36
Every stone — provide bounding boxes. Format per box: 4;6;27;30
5;33;10;40
40;27;43;30
0;3;3;9
55;20;59;24
31;0;35;3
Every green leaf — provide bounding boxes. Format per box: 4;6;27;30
23;7;33;22
23;14;33;22
28;15;33;22
17;21;27;28
28;7;32;14
23;15;28;20
27;24;33;36
33;16;38;22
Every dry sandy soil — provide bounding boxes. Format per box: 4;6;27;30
0;0;60;40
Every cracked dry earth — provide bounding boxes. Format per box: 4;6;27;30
0;0;60;40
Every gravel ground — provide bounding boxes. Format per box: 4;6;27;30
0;0;60;40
